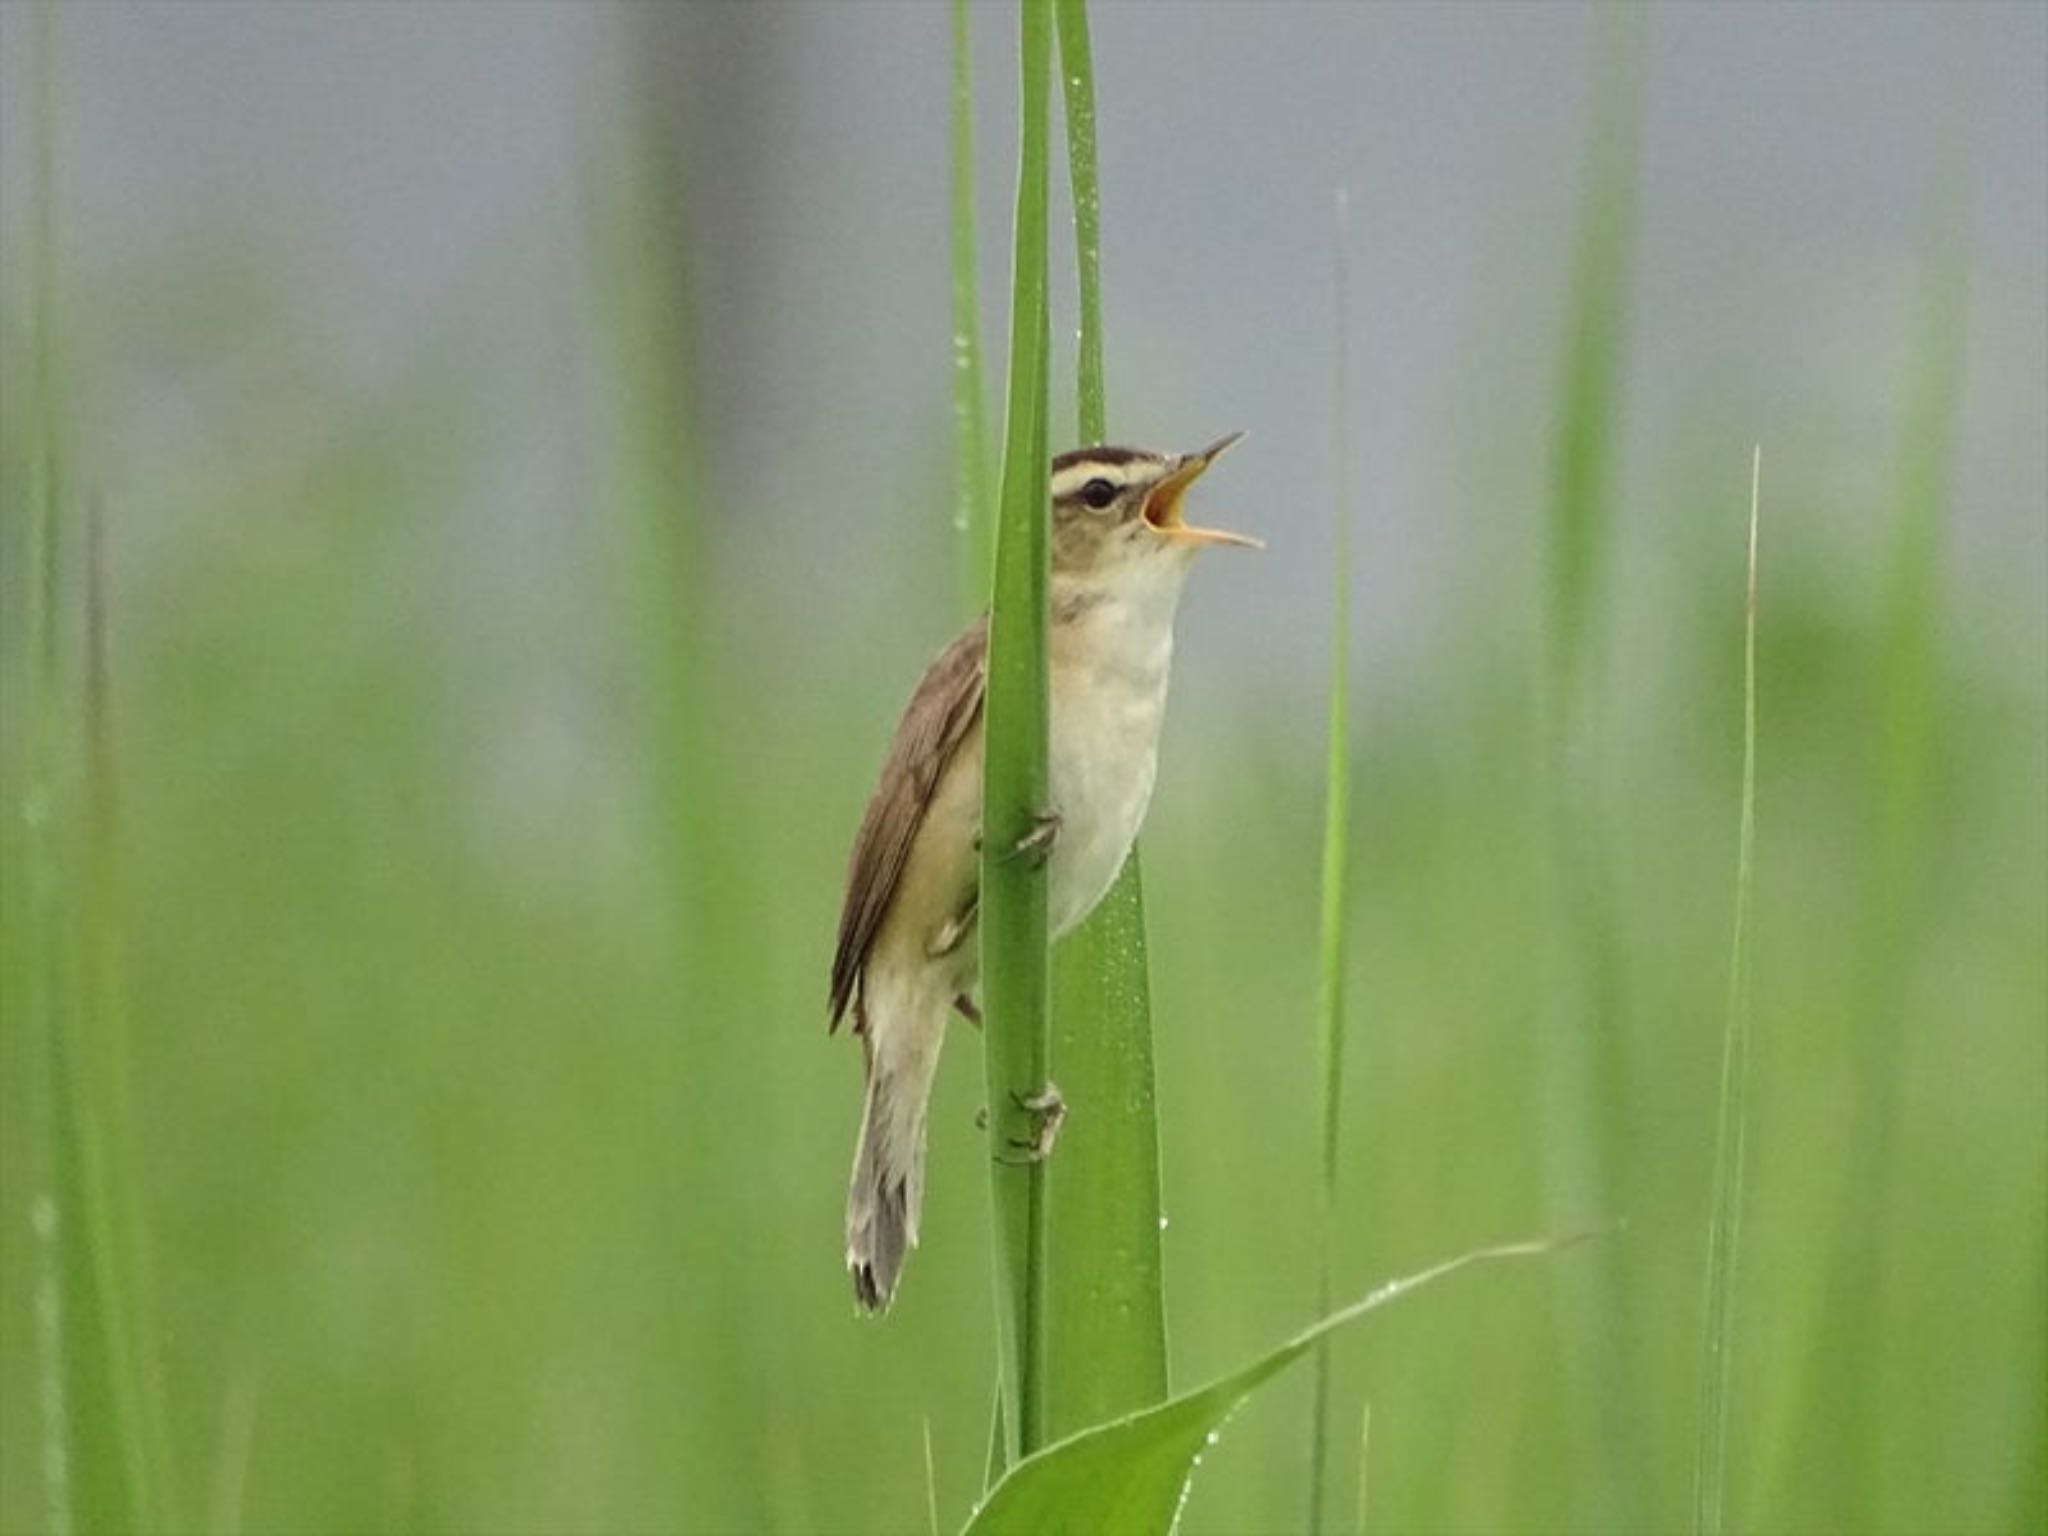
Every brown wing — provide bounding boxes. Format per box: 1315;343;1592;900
828;617;987;1033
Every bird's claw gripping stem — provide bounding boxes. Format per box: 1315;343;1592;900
1001;809;1062;868
994;1081;1066;1164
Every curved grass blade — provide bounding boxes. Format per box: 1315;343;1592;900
1043;0;1171;1442
963;1236;1582;1536
980;0;1057;1463
1693;448;1762;1534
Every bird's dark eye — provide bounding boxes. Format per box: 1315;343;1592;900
1081;477;1117;510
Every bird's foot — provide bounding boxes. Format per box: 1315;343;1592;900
927;897;978;959
994;1081;1067;1164
1001;809;1062;869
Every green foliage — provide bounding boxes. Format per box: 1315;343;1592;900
965;1240;1571;1536
0;11;2039;1536
979;0;1056;1465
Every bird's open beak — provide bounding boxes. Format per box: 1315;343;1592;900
1141;431;1261;549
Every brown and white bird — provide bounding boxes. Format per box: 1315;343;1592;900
828;435;1254;1311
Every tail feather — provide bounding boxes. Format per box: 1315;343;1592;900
845;1008;943;1313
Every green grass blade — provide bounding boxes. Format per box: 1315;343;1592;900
1692;447;1762;1535
980;0;1056;1464
1056;0;1105;444
18;14;74;1523
985;1387;1006;1492
1353;1403;1371;1536
1043;0;1171;1442
951;0;994;612
1307;185;1357;1535
963;1237;1579;1535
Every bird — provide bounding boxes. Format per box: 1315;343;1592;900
828;434;1256;1312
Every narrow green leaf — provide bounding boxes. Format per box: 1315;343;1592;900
980;0;1057;1463
951;0;994;612
1044;0;1171;1441
1307;185;1357;1535
984;1388;1006;1493
1056;0;1105;445
963;1237;1580;1536
1692;447;1762;1535
19;16;77;1529
1352;1403;1371;1536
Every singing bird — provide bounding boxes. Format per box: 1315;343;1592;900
829;435;1255;1311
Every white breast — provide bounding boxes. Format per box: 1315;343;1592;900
1045;557;1192;937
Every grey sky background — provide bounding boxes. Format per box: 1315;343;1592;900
2;1;2042;728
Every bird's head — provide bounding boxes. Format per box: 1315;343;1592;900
1048;433;1258;578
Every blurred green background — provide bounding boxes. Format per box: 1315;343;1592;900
2;3;2042;1533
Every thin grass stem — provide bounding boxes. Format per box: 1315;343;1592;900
1056;0;1104;444
1693;447;1762;1535
951;0;994;611
1307;184;1357;1535
22;10;75;1522
1354;1401;1372;1536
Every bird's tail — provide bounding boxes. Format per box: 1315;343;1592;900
845;995;946;1313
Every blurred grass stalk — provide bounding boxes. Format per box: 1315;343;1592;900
951;0;994;612
1043;0;1171;1443
980;0;1056;1464
16;5;173;1527
1778;176;1968;1526
1306;186;1357;1535
590;27;743;1519
601;57;716;949
1692;448;1762;1536
1533;14;1647;1525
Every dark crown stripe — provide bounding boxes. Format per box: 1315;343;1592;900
1051;444;1151;473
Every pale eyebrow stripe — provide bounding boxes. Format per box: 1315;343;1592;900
1050;459;1145;499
